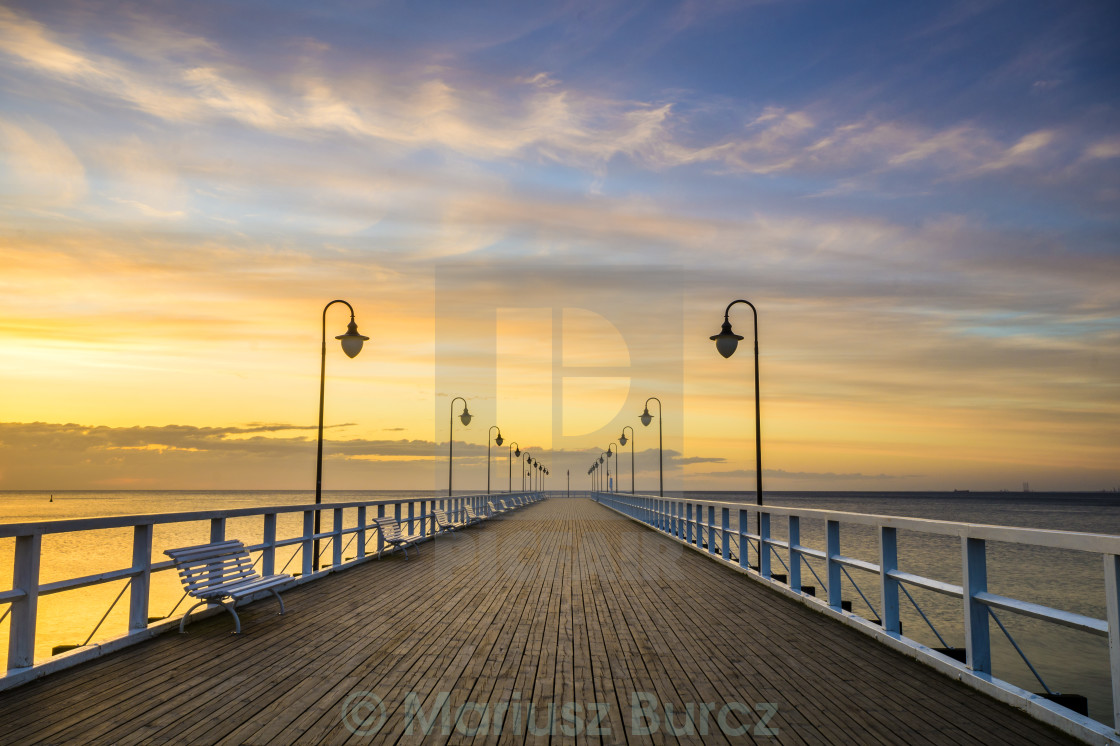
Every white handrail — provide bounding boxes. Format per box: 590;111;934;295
0;491;543;678
592;490;1120;740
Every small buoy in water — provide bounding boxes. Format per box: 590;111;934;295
49;494;53;502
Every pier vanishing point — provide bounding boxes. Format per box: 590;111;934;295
0;495;1112;744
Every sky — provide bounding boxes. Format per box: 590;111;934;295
0;0;1117;493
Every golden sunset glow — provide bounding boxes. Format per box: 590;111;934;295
0;2;1117;493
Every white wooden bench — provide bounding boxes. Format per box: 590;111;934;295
372;517;421;559
165;539;291;634
430;509;465;536
463;505;485;525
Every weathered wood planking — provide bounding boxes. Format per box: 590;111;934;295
0;499;1077;745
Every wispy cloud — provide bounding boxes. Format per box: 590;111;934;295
0;4;1096;195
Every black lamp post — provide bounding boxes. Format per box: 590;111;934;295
314;300;369;572
508;441;520;492
604;444;617;492
710;299;764;564
487;426;503;494
619;426;635;494
639;397;663;497
448;397;472;496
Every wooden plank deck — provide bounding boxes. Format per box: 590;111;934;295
0;498;1076;745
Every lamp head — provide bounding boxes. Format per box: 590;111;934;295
619;432;627;446
598;455;603;464
336;319;370;359
514;446;521;457
639;407;652;427
710;319;744;359
494;432;503;447
459;405;472;426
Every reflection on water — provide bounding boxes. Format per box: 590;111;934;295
3;489;1119;723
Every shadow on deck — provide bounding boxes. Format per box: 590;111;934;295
0;498;1076;744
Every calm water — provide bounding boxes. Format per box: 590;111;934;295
2;489;1119;723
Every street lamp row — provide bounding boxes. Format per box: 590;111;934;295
590;297;762;509
315;296;762;564
448;398;547;496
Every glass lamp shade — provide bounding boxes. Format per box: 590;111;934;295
639;407;652;427
710;319;744;359
606;450;612;459
514;447;520;457
619;433;627;446
459;407;472;426
495;433;503;446
336;320;370;359
598;456;604;464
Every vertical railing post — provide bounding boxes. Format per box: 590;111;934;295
262;513;277;575
302;510;314;577
789;516;801;592
685;504;694;545
721;507;730;562
420;500;428;539
759;512;771;579
694;503;702;547
738;509;749;571
1104;553;1120;732
879;526;900;633
962;536;991;673
826;520;841;609
128;524;154;632
395;502;403;530
356;506;367;560
8;533;41;670
210;517;226;543
670;502;677;538
332;508;343;568
707;506;717;555
407;501;415;537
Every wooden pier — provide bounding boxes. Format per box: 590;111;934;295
0;498;1075;744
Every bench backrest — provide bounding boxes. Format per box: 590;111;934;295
465;505;482;520
433;509;455;525
165;539;257;597
373;517;406;541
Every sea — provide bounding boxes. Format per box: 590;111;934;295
2;489;1119;724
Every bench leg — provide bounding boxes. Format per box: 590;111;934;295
179;599;210;633
220;599;242;634
272;589;285;616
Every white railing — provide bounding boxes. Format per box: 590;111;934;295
0;491;543;685
592;490;1120;744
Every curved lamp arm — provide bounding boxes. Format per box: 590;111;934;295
448;396;470;497
710;298;763;507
